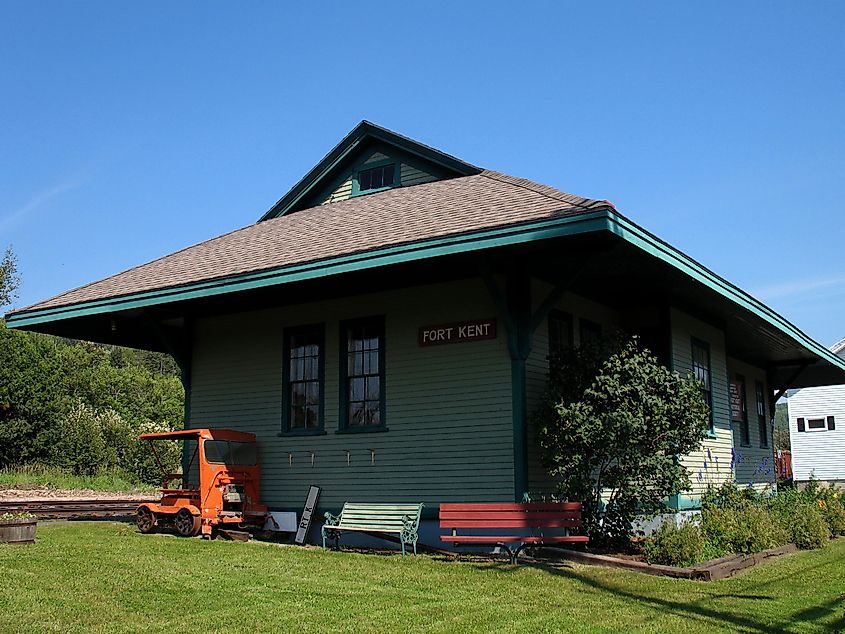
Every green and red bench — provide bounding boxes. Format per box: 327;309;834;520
440;502;588;563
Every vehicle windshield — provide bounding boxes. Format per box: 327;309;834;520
203;440;258;466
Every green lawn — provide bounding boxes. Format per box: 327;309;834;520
0;523;843;634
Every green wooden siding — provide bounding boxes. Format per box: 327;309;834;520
726;356;776;489
313;147;442;206
670;308;734;496
189;278;514;511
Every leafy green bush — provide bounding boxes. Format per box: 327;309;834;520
643;520;705;567
701;505;788;554
536;336;708;544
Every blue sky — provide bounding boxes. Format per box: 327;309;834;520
1;2;843;347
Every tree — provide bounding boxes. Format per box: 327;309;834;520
774;402;790;450
0;246;20;310
535;337;709;543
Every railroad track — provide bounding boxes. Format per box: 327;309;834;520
0;499;154;519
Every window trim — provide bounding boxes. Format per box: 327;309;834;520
755;380;768;448
734;374;750;446
806;417;827;432
338;315;387;434
280;323;327;437
351;159;400;197
691;337;714;434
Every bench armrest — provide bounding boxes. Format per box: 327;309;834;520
324;511;341;527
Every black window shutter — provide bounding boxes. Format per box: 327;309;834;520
828;416;836;431
797;417;805;432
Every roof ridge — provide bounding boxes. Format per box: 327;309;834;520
831;336;845;354
479;170;613;211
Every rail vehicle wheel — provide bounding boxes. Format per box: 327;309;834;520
135;507;157;534
174;508;201;537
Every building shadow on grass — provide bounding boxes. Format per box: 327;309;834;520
465;556;840;633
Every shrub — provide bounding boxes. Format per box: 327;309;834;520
779;503;831;549
643;520;705;567
701;505;789;554
817;486;845;536
535;336;708;544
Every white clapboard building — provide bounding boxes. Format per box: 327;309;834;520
788;338;845;486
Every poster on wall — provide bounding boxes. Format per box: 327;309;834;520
730;379;745;422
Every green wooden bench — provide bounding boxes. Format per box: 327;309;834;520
321;502;424;555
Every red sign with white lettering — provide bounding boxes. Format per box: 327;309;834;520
418;319;497;346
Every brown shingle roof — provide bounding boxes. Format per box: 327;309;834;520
21;170;611;312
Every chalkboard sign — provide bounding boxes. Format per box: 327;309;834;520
295;485;321;545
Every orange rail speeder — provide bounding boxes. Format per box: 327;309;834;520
135;428;267;538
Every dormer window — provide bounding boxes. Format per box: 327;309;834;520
356;163;396;194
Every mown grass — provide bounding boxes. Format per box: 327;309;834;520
0;523;843;633
0;465;154;493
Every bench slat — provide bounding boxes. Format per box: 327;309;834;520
439;503;582;512
442;535;590;544
439;510;582;520
440;519;582;529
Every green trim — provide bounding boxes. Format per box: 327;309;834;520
338;315;387;433
350;159;400;198
667;493;702;511
281;323;326;435
259;121;481;220
5;212;608;329
278;429;327;437
692;337;715;433
605;210;845;374
8;205;845;384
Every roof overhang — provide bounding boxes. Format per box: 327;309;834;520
7;207;845;389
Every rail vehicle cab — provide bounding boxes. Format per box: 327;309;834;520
135;428;268;538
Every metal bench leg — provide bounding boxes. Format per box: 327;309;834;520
512;544;527;565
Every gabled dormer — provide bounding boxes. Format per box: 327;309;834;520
259;121;482;221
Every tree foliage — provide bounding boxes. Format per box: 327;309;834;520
774;402;790;451
535;336;708;543
0;321;184;483
0;246;20;309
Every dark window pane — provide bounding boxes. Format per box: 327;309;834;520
367;404;380;426
382;165;394;186
359;170;371;191
366;376;380;401
350;377;365;401
350;402;365;426
306;381;319;406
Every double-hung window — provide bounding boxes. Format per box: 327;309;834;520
282;325;325;434
548;310;573;356
579;318;602;346
755;381;768;447
735;374;750;446
691;338;713;433
340;317;386;431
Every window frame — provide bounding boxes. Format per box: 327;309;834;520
806;417;827;431
734;373;750;446
351;160;400;197
281;323;326;436
548;310;574;356
579;318;603;346
691;338;714;434
338;315;387;434
755;380;768;448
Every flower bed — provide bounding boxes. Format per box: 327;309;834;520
644;481;844;568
